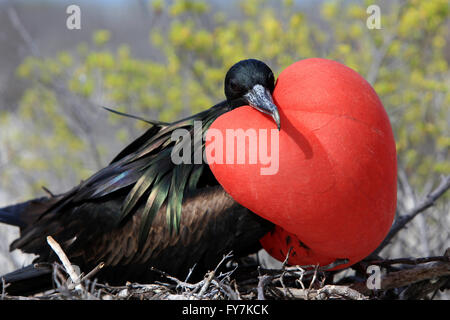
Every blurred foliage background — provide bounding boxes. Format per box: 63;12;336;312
0;0;449;280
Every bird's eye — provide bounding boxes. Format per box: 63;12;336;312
267;72;274;83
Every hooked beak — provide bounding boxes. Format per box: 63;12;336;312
244;84;281;131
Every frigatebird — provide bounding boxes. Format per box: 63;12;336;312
0;59;281;294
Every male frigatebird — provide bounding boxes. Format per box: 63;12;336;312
0;59;280;294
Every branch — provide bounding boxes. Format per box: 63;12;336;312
366;32;396;85
274;285;368;300
198;271;215;298
80;262;105;282
7;4;107;170
351;260;450;296
257;274;272;300
46;236;82;290
7;5;40;57
373;175;450;255
365;0;409;85
363;255;450;268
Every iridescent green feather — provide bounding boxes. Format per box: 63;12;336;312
107;103;229;245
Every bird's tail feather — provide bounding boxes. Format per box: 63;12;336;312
0;264;53;296
0;196;62;230
0;208;26;228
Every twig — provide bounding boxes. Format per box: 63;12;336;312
381;262;450;290
184;263;197;283
198;271;215;298
351;260;450;296
197;252;234;298
308;265;319;291
211;279;239;300
89;278;98;296
317;285;368;300
150;266;204;290
363;255;450;267
214;251;234;273
273;285;367;300
279;247;295;298
51;263;64;288
7;5;40;57
251;257;350;300
257;274;272;300
400;276;449;300
46;236;82;290
374;175;450;255
1;277;9;300
256;248;294;300
281;247;293;268
318;258;349;271
80;262;105;282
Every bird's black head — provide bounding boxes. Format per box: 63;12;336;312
224;59;280;130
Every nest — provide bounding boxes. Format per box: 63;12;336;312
1;246;449;300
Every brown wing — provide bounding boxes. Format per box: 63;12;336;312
8;185;272;284
76;186;272;283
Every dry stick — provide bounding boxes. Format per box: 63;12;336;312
184;263;197;283
51;264;64;289
351;260;450;296
363;255;450;267
233;281;242;300
257;248;292;300
272;285;368;300
1;277;9;300
271;284;368;300
317;285;367;300
257;274;273;300
352;249;450;298
318;258;349;271
253;257;349;300
214;251;234;273
46;236;82;291
279;247;295;298
373;175;450;256
7;5;40;57
198;271;215;298
211;279;238;300
50;264;76;298
150;267;204;290
271;258;349;277
295;266;307;292
308;265;320;291
81;262;105;282
197;251;234;298
430;277;450;300
381;262;450;290
150;253;236;299
401;274;449;300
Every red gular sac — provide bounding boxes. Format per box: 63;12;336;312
207;58;397;269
